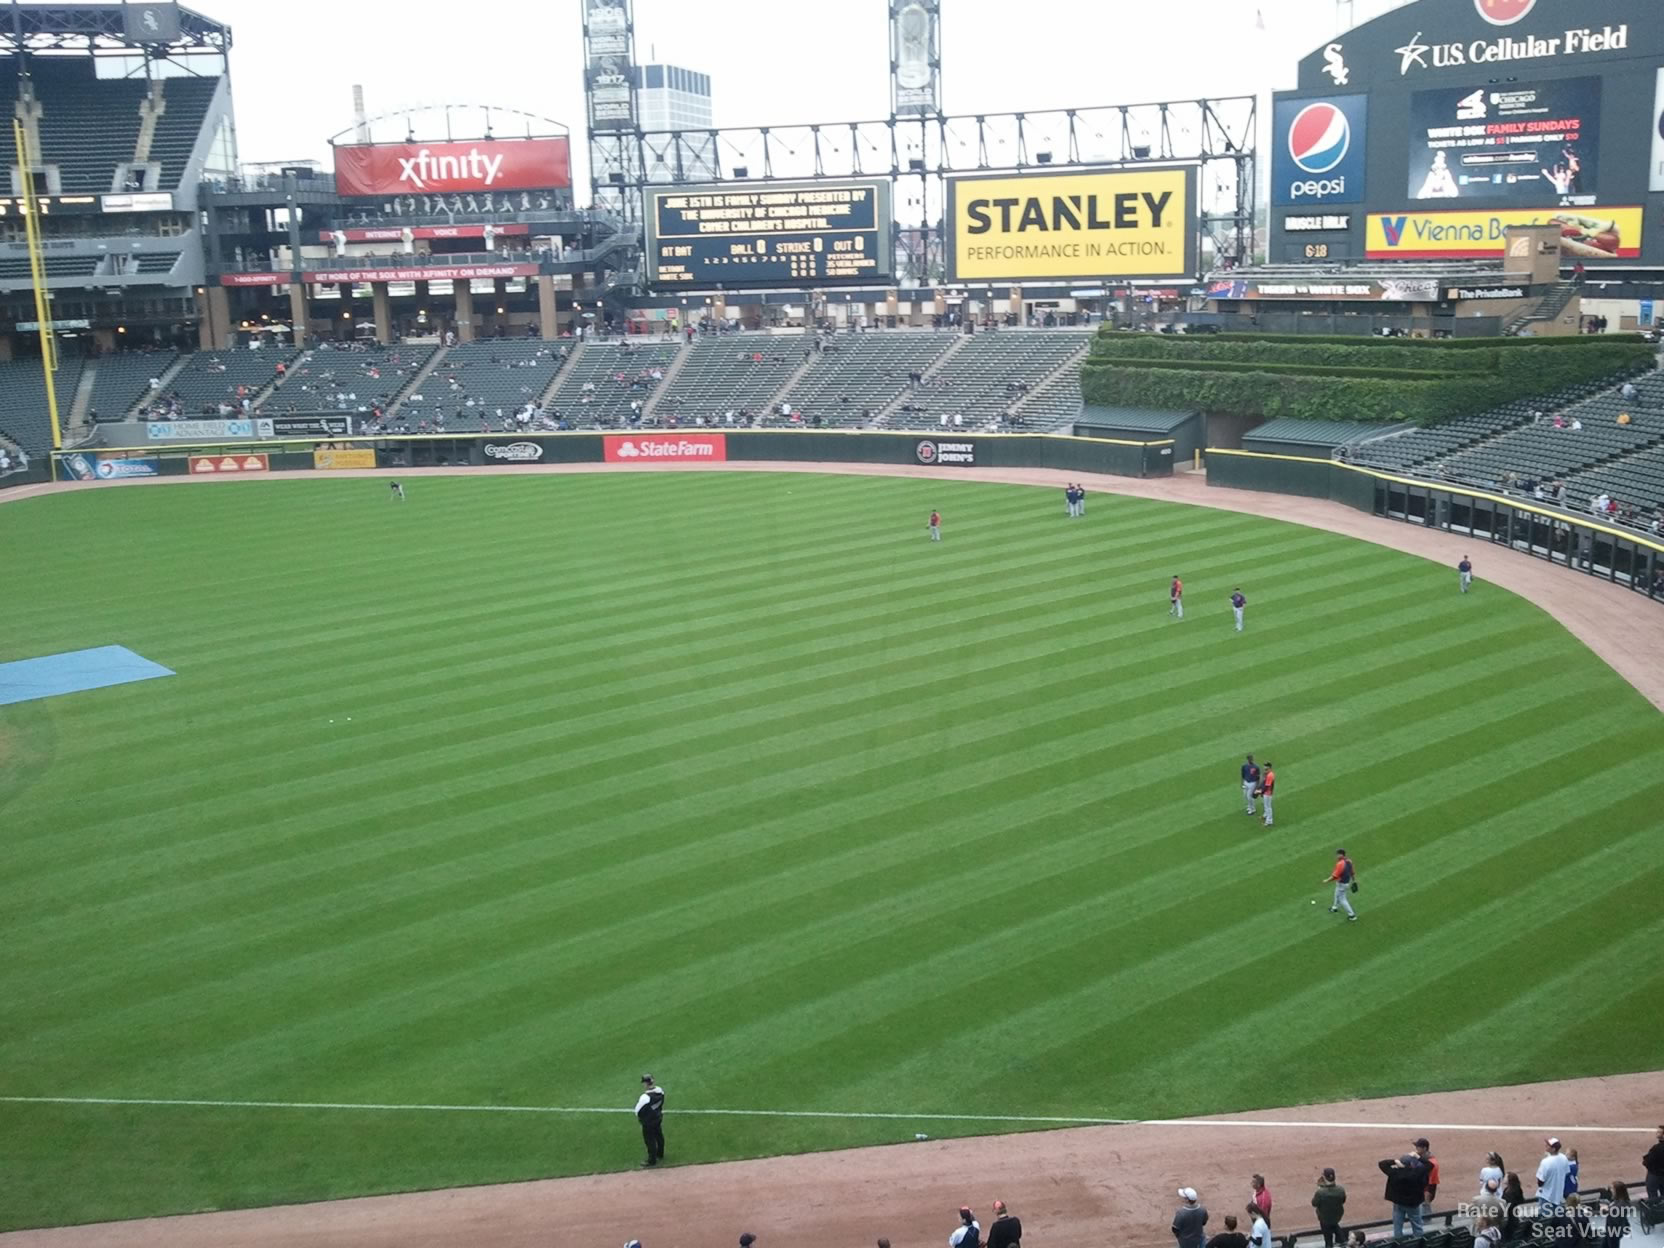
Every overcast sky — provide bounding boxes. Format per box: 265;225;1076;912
204;0;1415;183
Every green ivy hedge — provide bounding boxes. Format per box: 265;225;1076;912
1080;334;1653;425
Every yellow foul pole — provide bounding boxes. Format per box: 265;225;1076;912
14;118;62;450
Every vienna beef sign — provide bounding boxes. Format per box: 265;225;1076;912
333;137;571;197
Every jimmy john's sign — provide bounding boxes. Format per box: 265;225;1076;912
946;167;1197;281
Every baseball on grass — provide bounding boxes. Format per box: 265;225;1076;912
1310;900;1316;905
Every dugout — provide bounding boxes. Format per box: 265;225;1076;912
1076;406;1201;465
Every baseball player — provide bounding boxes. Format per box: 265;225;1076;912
1325;849;1357;920
1259;761;1276;826
1074;484;1086;517
635;1074;666;1166
1458;555;1473;594
1169;575;1184;619
389;481;405;501
1064;483;1077;517
1230;587;1246;632
1241;754;1260;816
928;510;942;541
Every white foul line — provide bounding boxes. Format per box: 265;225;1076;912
0;1095;1654;1134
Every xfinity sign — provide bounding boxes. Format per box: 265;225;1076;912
332;137;571;197
1271;94;1367;206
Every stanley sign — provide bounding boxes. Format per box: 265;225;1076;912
947;167;1196;281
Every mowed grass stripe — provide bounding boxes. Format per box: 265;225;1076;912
1;473;1659;1232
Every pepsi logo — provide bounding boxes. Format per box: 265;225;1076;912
1288;102;1350;175
1474;0;1535;25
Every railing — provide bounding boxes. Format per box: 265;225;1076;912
1274;1180;1649;1246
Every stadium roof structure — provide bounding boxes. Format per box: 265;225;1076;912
1079;405;1197;434
0;4;229;54
1243;418;1411;451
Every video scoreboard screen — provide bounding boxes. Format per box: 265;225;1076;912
645;179;893;288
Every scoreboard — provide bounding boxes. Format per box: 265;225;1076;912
645;179;893;288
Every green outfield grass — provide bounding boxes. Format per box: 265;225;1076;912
1;472;1660;1231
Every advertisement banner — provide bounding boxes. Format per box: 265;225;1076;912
333;137;571;197
1366;206;1641;259
257;416;355;438
946;167;1196;281
315;224;531;244
188;454;269;474
1408;76;1600;204
482;439;548;463
1652;69;1664;193
146;420;254;440
914;438;976;466
1272;94;1368;205
301;264;537;285
219;272;289;287
312;448;378;470
95;456;161;480
603;434;727;463
1444;284;1530;300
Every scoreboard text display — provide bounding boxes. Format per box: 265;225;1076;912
645;179;893;287
945;166;1197;281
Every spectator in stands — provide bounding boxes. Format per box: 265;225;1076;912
1566;1148;1581;1200
1249;1175;1272;1224
1346;1234;1368;1248
1205;1214;1247;1248
1644;1127;1664;1201
1311;1168;1346;1248
1379;1152;1431;1238
1539;1139;1575;1210
1501;1172;1526;1237
1474;1178;1506;1222
985;1199;1022;1248
1414;1138;1440;1221
1478;1152;1506;1199
950;1206;980;1248
1474;1214;1503;1246
1244;1203;1271;1248
1571;417;1583;431
1621;380;1637;400
1554;413;1566;429
1172;1188;1208;1248
1617;411;1632;426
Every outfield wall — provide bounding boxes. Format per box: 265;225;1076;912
1208;449;1664;602
46;429;1176;482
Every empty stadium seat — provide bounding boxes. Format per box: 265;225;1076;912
546;341;681;427
153;348;298;415
888;329;1091;431
0;355;86;456
273;343;437;415
17;57;148;193
150;76;221;189
407;340;565;423
86;350;178;421
652;336;799;422
781;331;958;428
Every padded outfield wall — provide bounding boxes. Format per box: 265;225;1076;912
1207;449;1664;600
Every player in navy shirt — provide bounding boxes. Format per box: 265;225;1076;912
1231;587;1247;632
1458;555;1473;594
1241;754;1260;816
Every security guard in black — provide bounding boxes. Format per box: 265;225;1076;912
635;1074;665;1167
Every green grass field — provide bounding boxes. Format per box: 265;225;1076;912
1;471;1661;1232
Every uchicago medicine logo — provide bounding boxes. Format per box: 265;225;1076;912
1273;94;1366;205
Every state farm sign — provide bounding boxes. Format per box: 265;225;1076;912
604;434;727;463
333;137;571;197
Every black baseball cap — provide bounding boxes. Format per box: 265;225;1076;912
641;1073;654;1084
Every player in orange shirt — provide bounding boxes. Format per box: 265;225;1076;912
1169;575;1183;619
